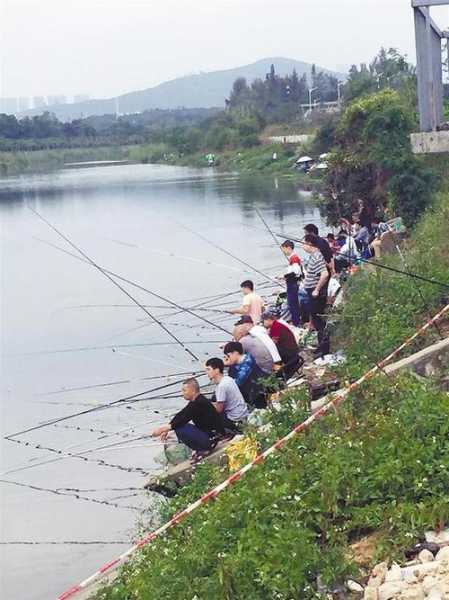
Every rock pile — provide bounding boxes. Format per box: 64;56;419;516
362;546;449;600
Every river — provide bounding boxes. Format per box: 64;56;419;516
0;163;325;599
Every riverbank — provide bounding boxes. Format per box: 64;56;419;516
0;145;132;177
90;167;449;599
0;141;322;188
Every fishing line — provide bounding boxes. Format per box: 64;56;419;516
106;237;249;273
0;479;141;511
0;540;130;546
270;227;449;290
29;207;201;362
4;437;153;477
31;232;233;337
175;220;284;288
4;376;191;439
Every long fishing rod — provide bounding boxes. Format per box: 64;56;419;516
4;375;192;439
14;339;228;357
271;227;449;290
32;233;233;337
39;369;203;396
29;207;200;362
106;237;249;273
254;207;289;265
387;225;444;339
175;220;285;288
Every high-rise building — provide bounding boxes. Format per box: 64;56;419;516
0;97;17;114
17;97;30;112
47;95;67;106
32;96;47;109
73;94;90;103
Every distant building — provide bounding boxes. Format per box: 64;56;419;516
47;95;67;106
17;97;30;112
0;97;17;114
32;96;47;109
73;94;90;103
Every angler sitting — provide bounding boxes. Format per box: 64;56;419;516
233;318;279;374
262;311;301;380
223;341;267;408
205;357;249;432
150;378;225;460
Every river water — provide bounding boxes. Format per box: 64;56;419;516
0;163;325;599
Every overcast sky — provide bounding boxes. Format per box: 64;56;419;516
2;0;448;99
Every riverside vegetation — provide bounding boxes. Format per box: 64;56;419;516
93;94;449;600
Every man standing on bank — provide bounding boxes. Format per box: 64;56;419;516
302;234;330;358
150;378;225;459
280;239;302;327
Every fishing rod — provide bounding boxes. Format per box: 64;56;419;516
39;369;203;396
29;207;200;362
14;339;228;357
175;220;285;288
387;225;444;339
106;237;250;273
4;375;192;439
255;207;289;265
270;227;449;290
32;234;233;337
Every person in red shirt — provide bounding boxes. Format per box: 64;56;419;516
280;240;302;327
262;311;301;380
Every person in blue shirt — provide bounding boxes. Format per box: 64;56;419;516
223;341;267;408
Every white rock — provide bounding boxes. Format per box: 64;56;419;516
378;581;404;600
347;579;364;593
426;586;443;600
425;530;449;545
399;584;425;600
368;563;389;588
364;587;378;600
435;547;449;562
419;549;435;563
422;575;439;593
385;564;403;582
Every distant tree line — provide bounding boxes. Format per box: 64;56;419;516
227;64;339;122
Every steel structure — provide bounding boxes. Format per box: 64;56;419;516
412;0;449;131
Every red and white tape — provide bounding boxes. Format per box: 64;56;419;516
58;303;449;600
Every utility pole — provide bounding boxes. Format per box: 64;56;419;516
337;81;343;107
308;87;317;114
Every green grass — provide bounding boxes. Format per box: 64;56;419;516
0;146;132;177
95;374;449;600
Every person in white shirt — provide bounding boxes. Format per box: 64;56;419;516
234;316;282;364
230;280;264;324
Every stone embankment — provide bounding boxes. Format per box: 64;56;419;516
363;545;449;600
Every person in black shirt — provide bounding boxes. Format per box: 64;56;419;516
303;223;335;276
150;378;224;453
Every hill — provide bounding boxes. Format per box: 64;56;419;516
21;57;346;120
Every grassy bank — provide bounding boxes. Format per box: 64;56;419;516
94;180;449;599
0;145;132;177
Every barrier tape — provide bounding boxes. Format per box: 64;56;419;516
57;303;449;600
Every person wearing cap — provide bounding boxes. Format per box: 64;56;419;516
205;357;248;432
223;341;267;408
262;311;300;380
280;240;302;327
230;280;264;325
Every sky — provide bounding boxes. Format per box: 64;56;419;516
1;0;448;99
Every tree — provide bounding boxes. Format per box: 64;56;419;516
320;89;436;227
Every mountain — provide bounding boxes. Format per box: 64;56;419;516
21;58;347;121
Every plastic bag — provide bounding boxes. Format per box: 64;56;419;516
225;436;258;471
164;442;191;465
